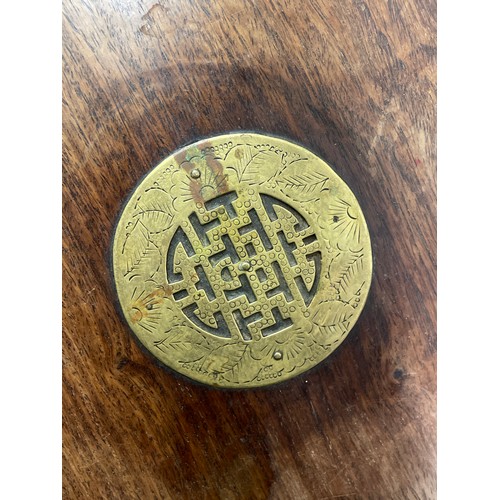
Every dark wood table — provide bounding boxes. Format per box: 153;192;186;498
63;0;436;497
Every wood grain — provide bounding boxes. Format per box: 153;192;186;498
62;0;436;498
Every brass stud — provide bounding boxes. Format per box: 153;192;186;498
238;261;251;271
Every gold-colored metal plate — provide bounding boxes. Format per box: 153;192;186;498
112;132;372;388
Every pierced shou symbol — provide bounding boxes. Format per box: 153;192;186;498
166;190;321;341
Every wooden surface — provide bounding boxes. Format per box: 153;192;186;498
62;0;436;498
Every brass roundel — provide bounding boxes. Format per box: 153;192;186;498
112;132;372;388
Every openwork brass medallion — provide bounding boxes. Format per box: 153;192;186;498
112;133;372;388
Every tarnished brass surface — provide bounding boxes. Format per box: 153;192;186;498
112;132;372;388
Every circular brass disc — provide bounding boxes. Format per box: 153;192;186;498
112;132;372;388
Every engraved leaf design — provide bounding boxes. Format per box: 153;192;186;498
311;301;354;327
217;342;263;384
132;201;173;234
311;306;354;347
154;331;192;352
227;144;275;182
332;251;365;305
122;219;148;264
121;188;173;280
127;245;161;280
218;343;249;375
276;171;329;195
176;335;213;366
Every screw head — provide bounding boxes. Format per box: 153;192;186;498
238;261;251;271
190;168;201;179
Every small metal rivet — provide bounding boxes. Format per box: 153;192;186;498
238;261;251;271
190;168;201;179
146;304;153;310
273;351;283;360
